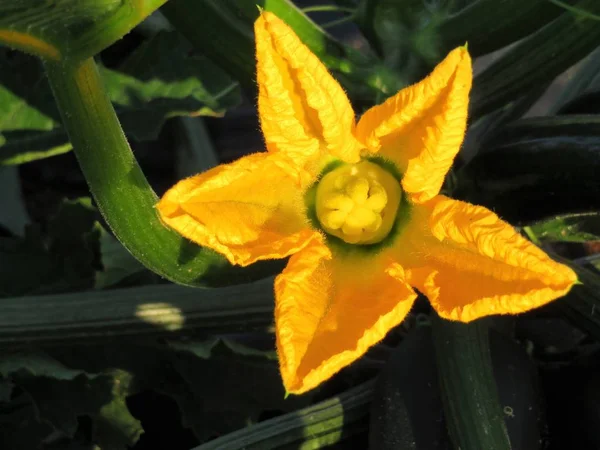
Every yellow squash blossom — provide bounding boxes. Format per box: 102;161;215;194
158;12;577;394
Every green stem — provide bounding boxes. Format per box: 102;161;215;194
432;318;511;450
0;278;275;348
302;5;355;14
43;58;266;287
195;379;374;449
322;16;356;29
548;0;600;20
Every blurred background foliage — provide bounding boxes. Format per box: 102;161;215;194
1;0;600;449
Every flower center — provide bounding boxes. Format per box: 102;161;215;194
315;160;402;244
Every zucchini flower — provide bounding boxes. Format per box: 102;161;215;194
158;12;576;394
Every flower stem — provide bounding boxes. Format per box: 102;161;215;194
43;58;269;287
432;317;511;450
302;5;355;14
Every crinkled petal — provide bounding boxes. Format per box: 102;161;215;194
395;196;577;322
275;237;417;394
355;48;472;203
255;12;362;168
157;152;316;266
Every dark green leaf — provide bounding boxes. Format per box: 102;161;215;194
102;31;240;141
167;337;278;361
557;91;600;115
94;226;147;289
47;341;311;445
551;47;600;114
44;57;278;287
1;32;240;165
0;352;142;448
0;352;93;380
163;0;402;106
471;0;600;119
0;379;12;402
0;399;55;450
355;0;451;79
439;0;566;57
0;0;166;62
554;260;600;341
169;341;309;442
0;229;57;298
455;116;600;223
0;197;106;297
0;49;66;165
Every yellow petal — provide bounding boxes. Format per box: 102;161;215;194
355;48;472;203
255;12;362;167
157;152;316;266
395;196;577;322
275;237;417;394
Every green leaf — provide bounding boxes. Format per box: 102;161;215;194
0;352;142;448
527;213;600;244
174;117;219;178
0;49;67;165
102;31;240;141
556;261;600;341
44;57;276;286
0;352;93;380
195;379;373;449
168;337;278;361
1;32;240;165
169;340;309;442
433;318;511;450
550;47;600;114
438;0;566;57
162;0;403;106
0;399;54;450
0;378;12;402
471;0;600;119
0;0;167;62
47;341;311;445
0;229;57;298
455;115;600;224
94;225;148;289
0;197;100;298
354;0;451;80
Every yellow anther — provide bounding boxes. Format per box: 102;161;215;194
322;210;348;230
323;194;354;212
345;177;369;204
314;160;402;244
365;214;383;233
365;184;387;213
345;207;377;230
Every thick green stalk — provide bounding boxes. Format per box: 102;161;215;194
0;278;275;348
433;318;511;450
43;58;268;287
195;379;374;449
